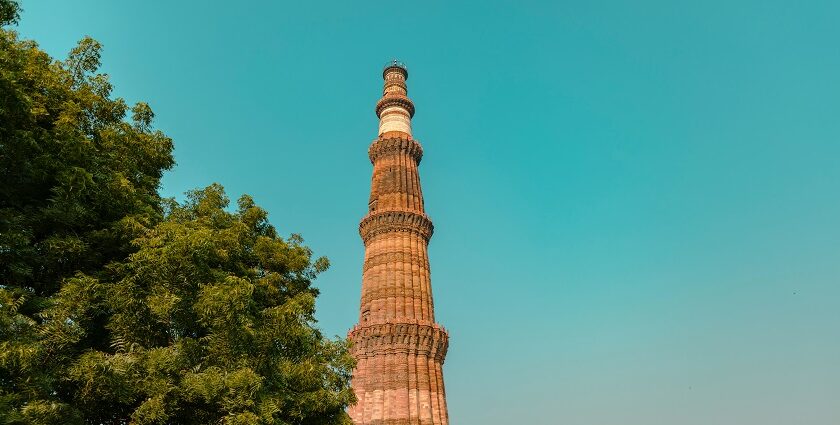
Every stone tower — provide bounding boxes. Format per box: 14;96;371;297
347;61;450;425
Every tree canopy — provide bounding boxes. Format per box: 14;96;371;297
0;0;18;27
1;8;354;424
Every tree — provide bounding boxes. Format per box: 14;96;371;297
1;13;354;424
0;29;173;299
41;185;354;424
1;16;176;422
0;0;19;26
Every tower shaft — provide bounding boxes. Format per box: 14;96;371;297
348;62;450;425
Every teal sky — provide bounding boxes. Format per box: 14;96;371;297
16;1;840;423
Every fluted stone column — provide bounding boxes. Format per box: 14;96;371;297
348;61;450;425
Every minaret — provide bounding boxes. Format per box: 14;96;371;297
348;61;450;424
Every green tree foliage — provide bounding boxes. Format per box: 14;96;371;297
0;29;173;298
0;0;19;26
34;186;354;424
1;15;354;425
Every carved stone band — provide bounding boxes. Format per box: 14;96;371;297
383;64;408;80
384;80;407;91
376;95;415;118
369;136;424;164
363;251;429;272
359;210;434;243
349;321;449;362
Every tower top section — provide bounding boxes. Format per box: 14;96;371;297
383;59;408;79
377;59;413;136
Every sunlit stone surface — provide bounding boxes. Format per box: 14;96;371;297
348;62;450;425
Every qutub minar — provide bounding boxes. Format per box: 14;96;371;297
347;61;450;424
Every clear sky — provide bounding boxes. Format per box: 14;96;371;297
16;1;840;423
